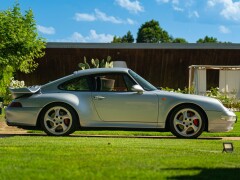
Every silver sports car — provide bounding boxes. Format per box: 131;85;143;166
5;68;236;138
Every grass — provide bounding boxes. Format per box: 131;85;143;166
1;112;240;179
0;136;240;179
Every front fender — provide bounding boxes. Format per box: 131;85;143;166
156;91;226;125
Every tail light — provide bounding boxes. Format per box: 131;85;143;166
9;102;22;108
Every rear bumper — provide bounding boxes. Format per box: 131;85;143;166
5;107;42;126
207;109;237;132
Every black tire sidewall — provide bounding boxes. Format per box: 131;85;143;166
169;105;205;138
40;103;78;136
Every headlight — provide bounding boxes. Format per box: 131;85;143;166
221;115;237;122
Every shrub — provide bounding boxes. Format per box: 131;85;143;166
206;87;240;111
161;86;194;94
1;77;25;104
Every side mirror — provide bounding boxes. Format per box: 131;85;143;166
131;85;144;94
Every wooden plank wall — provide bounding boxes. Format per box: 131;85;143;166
16;48;240;89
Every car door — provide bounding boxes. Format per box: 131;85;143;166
91;73;158;123
58;75;100;122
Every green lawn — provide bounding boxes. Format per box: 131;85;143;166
0;113;240;179
0;136;240;179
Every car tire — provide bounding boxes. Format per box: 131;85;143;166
40;103;78;136
169;105;206;138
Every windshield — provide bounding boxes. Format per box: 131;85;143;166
129;70;157;91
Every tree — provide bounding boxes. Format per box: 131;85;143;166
0;3;46;97
172;38;188;43
197;36;218;43
121;31;134;43
112;31;134;43
112;36;122;43
136;19;171;43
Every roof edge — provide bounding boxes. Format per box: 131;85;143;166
46;42;240;50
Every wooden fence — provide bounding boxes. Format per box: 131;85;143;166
16;43;240;89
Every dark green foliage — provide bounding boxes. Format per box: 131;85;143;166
136;19;171;43
112;36;122;43
197;36;218;43
112;31;134;43
172;37;188;43
0;3;46;97
121;31;134;43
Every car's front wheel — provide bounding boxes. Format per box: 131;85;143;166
169;105;206;138
40;103;78;136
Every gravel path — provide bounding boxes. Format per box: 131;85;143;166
0;121;27;134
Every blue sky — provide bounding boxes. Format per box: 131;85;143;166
0;0;240;43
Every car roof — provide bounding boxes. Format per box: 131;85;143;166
73;67;130;76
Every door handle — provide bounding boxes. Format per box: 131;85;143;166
94;96;106;100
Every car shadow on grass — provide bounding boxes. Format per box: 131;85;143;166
165;167;240;180
0;133;223;140
0;133;46;138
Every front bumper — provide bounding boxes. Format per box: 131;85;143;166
207;109;237;132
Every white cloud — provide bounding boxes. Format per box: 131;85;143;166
87;30;114;42
37;25;55;35
73;9;134;25
127;18;135;25
156;0;170;3
185;0;194;7
74;13;96;21
207;0;240;21
58;30;114;43
219;25;231;33
115;0;144;13
207;0;216;7
56;32;86;42
156;0;184;12
156;0;179;4
94;9;123;24
172;0;179;5
173;6;184;12
193;11;200;18
189;10;200;18
70;32;87;42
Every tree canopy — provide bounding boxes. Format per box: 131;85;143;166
196;36;218;43
121;31;134;43
0;3;46;97
172;38;188;43
112;19;230;44
112;31;134;43
112;36;122;43
136;20;171;43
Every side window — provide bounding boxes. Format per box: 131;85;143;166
59;77;91;91
94;73;135;92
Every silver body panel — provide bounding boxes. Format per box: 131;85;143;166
5;68;236;133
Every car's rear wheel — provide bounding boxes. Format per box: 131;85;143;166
40;103;77;136
169;105;206;138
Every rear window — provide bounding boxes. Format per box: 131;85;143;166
58;77;91;91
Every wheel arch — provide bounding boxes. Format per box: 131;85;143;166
36;101;81;129
165;103;208;131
